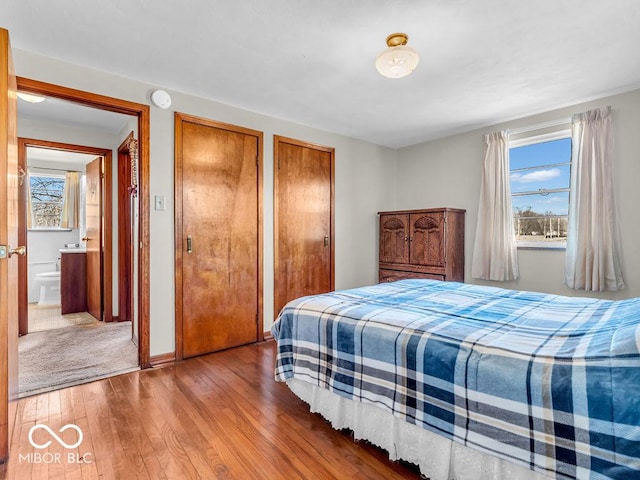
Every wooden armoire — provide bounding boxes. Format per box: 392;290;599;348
378;208;465;283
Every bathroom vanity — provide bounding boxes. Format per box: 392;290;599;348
60;248;87;314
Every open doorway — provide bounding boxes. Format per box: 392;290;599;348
19;139;113;331
25;147;97;332
15;80;150;396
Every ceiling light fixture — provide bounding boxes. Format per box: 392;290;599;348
375;33;419;79
17;92;46;103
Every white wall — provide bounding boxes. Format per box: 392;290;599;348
396;89;640;300
13;49;397;356
27;230;78;303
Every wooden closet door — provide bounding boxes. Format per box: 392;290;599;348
176;114;262;358
274;136;334;316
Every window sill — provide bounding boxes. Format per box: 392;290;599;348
517;241;566;251
28;228;73;232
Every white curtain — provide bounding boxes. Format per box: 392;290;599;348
61;171;80;229
472;131;519;281
565;107;624;291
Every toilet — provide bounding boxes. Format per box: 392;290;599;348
34;271;61;306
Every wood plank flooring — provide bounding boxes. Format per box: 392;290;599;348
0;341;423;480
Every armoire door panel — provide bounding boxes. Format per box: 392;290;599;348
410;212;445;267
178;118;260;358
379;214;410;264
274;137;334;316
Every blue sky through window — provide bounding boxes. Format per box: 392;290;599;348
510;137;571;216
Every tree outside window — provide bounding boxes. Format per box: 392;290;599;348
30;173;65;228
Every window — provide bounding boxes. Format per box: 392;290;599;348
30;173;66;228
509;130;572;248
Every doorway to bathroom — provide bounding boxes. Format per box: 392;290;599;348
19;139;111;335
15;84;146;396
18;137;139;396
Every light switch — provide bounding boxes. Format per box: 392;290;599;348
154;195;166;211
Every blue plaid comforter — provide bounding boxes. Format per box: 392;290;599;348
271;279;640;480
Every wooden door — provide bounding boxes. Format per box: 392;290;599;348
85;156;103;320
175;113;262;359
409;212;445;267
274;136;334;316
0;27;19;462
379;214;410;264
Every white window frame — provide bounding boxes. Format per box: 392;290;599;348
29;171;67;230
509;127;572;249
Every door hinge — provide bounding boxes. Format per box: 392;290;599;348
256;155;259;166
256;313;259;325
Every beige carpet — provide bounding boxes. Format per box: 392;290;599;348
19;321;139;397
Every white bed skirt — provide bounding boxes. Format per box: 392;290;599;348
287;378;551;480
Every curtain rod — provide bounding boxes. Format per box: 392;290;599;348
508;117;572;135
28;166;84;174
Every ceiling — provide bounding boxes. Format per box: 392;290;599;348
19;95;130;134
4;0;640;148
27;146;97;168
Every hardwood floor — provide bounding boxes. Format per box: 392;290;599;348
0;341;423;480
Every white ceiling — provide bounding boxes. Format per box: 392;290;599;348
4;0;640;148
19;95;130;134
27;146;97;167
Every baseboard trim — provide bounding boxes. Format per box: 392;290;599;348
149;352;176;367
263;331;274;342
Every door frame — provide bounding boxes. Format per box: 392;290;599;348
174;112;264;361
18;138;112;335
117;132;134;325
17;77;151;367
273;135;335;317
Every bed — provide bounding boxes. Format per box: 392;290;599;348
271;279;640;480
